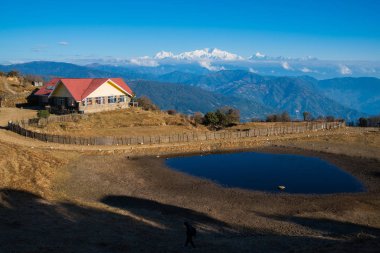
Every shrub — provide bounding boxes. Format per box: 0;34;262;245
280;112;291;122
266;112;291;122
358;116;380;127
203;107;240;128
193;112;204;125
368;115;380;127
325;115;335;122
250;118;262;122
303;111;312;121
218;106;240;125
136;96;159;111
37;110;50;119
215;109;229;126
266;114;278;122
204;112;219;127
358;117;368;127
167;109;177;115
6;70;20;77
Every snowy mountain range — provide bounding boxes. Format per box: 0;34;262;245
2;48;379;79
154;48;244;61
63;48;380;79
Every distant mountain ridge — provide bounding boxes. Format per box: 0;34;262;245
5;48;379;78
1;61;376;121
318;77;380;115
54;48;380;78
156;70;366;120
128;80;273;120
0;61;114;78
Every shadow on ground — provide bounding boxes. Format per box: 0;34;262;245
100;195;233;231
1;189;379;253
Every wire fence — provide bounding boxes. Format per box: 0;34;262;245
7;116;344;146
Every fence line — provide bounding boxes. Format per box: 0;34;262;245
7;119;344;146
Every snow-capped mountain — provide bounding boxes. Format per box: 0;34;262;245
248;52;267;60
154;51;174;60
35;48;380;78
154;48;244;61
248;52;318;61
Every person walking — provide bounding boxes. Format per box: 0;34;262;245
184;221;196;248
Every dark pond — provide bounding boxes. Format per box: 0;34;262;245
165;152;365;194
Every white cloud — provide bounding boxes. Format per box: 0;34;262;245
58;41;69;46
300;67;312;73
129;56;159;67
281;61;292;70
198;59;224;71
339;64;352;75
255;52;265;58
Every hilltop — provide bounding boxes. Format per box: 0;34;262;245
26;108;208;137
0;76;37;107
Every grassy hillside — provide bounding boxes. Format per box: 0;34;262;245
26;108;208;137
129;80;274;120
318;77;380;115
159;71;364;120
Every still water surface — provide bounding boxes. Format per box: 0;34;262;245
165;152;365;194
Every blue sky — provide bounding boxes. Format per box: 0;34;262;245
1;0;379;63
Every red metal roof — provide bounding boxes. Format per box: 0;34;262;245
34;78;60;96
34;78;133;101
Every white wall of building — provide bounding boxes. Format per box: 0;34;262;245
87;81;126;98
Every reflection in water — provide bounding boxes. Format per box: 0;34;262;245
166;152;364;194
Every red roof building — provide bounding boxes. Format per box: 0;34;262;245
35;78;134;114
34;78;60;96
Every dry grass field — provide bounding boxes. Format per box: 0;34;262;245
230;121;310;130
279;127;380;159
0;107;37;125
25;108;332;138
0;77;36;95
26;108;209;137
0;107;380;252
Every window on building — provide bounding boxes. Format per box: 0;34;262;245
86;98;93;105
108;96;117;104
57;98;65;106
67;98;75;107
118;95;125;103
95;97;104;104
